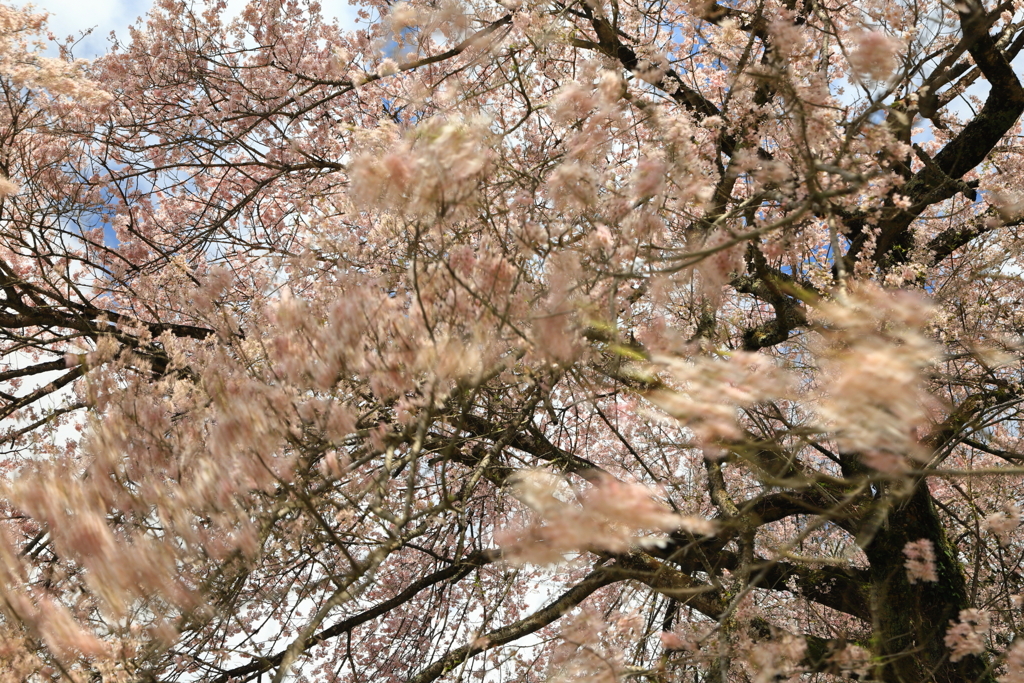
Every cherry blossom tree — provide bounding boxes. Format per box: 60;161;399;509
2;0;1024;681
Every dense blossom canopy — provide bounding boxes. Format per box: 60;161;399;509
2;0;1024;681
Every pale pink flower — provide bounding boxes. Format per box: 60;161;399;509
660;631;687;651
590;223;615;251
632;53;668;84
769;10;806;58
548;161;598;209
581;476;697;537
903;539;938;583
675;515;720;537
596;69;624;102
1000;640;1024;683
511;9;533;30
497;472;716;564
319;451;345;479
551;83;595;124
389;3;421;33
508;469;564;516
811;286;940;459
0;175;19;199
748;635;806;683
376;58;399;77
848;31;902;82
945;609;990;662
532;310;582;365
649;351;792;447
380;150;416;191
632;158;666;200
37;598;107;658
328;46;351;75
832;644;872;678
695;230;744;302
984;504;1021;546
861;450;909;474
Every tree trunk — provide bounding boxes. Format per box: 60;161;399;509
865;482;994;683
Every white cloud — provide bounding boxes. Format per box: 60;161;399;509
26;0;359;58
25;0;145;57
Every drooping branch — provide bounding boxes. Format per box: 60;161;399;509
208;550;498;683
408;565;621;683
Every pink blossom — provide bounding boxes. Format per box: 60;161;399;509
497;472;716;564
1000;640;1024;683
649;351;792;447
848;31;902;82
748;635;806;683
832;644;872;678
984;504;1021;546
376;58;399;77
0;175;18;198
811;285;939;458
903;539;938;583
945;609;990;662
660;631;687;650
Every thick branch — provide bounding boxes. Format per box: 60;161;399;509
845;3;1024;269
